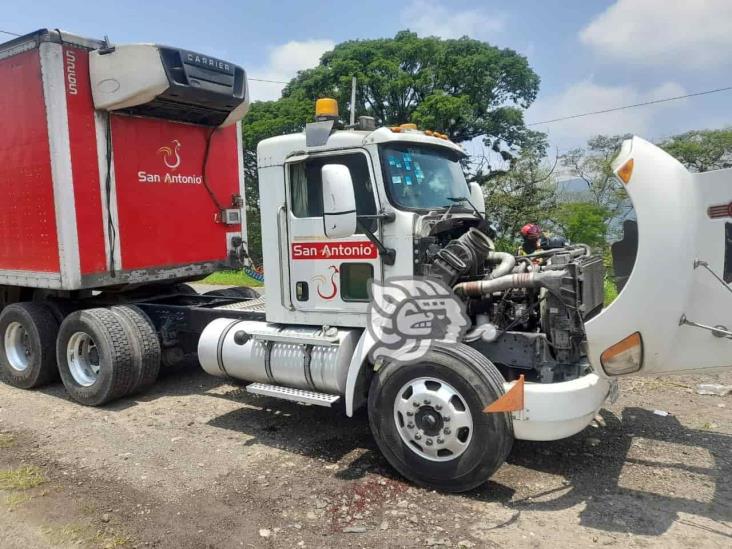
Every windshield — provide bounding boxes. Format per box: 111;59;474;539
380;144;470;210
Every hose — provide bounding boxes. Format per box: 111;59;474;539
486;252;516;279
454;270;567;298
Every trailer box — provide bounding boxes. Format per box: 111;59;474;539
0;30;249;291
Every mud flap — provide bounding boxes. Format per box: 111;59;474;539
586;137;732;377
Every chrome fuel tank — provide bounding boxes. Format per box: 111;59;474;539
198;318;361;394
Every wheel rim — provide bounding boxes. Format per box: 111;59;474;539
4;321;32;372
67;332;101;387
393;376;474;462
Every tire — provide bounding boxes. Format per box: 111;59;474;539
56;308;135;406
169;283;198;295
204;286;259;299
368;342;513;493
0;303;59;389
110;306;161;395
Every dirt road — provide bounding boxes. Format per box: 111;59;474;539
1;366;730;548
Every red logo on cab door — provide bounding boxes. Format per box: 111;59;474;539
291;241;378;260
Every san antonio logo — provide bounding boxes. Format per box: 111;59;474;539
157;139;181;171
367;277;469;365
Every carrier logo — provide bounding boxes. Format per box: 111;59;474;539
708;201;732;219
184;52;234;75
157;140;182;170
367;277;469;365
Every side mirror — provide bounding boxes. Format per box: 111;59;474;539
321;164;357;238
469;182;486;215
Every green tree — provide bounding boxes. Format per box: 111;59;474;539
551;202;610;251
283;30;540;157
660;128;732;172
475;134;558;250
561;134;632;237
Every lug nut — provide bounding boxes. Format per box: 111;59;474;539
443;428;451;435
413;401;420;407
406;411;414;417
443;416;451;422
437;438;444;444
407;423;414;429
415;433;422;440
423;399;431;405
435;404;442;411
425;439;433;446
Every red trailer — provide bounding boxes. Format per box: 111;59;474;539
0;30;259;405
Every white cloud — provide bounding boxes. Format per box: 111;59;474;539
528;79;687;151
249;39;335;101
401;0;505;40
580;0;732;69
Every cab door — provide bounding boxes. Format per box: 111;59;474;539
585;137;732;377
285;150;382;315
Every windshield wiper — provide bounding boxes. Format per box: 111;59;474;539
446;196;485;221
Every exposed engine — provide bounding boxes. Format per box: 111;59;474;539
414;218;605;382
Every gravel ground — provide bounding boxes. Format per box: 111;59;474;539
0;366;730;548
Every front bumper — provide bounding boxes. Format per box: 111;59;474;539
508;373;615;441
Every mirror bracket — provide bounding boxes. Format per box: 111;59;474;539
356;219;396;266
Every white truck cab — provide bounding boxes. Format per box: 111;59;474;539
199;99;732;492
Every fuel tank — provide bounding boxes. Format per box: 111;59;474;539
198;318;361;394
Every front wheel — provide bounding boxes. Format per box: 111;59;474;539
368;343;513;492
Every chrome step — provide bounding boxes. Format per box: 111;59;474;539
246;383;341;407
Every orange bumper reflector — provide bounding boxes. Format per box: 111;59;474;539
617;158;634;184
600;332;643;375
484;374;524;413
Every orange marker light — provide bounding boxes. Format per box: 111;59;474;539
400;123;417;130
600;332;643;375
617;158;634;184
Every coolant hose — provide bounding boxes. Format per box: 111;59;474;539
454;270;567;297
486;251;516;279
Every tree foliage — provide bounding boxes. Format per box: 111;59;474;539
283;31;540;154
660;128;732;172
475;134;558;250
561;135;632;236
551;202;610;251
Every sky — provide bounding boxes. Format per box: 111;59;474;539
2;0;731;155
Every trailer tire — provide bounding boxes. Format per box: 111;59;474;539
56;308;136;406
204;286;259;299
0;303;59;389
110;306;161;395
368;342;513;493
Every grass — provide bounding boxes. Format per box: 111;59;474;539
202;270;263;287
0;465;46;490
43;523;131;548
0;433;16;448
604;277;619;305
5;492;31;510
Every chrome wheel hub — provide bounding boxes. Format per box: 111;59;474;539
67;332;100;387
393;376;473;462
4;321;32;372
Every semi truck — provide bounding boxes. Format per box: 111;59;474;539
2;29;731;493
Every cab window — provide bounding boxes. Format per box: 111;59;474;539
290;153;377;231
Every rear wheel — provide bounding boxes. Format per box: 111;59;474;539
56;308;135;406
0;303;59;389
368;342;513;492
204;286;259;299
110;306;161;395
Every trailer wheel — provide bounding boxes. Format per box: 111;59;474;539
111;306;161;395
0;303;59;389
204;286;259;299
56;308;135;406
368;342;513;493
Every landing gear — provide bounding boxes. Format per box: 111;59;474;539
368;343;513;493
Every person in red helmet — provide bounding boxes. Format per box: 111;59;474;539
519;223;544;256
